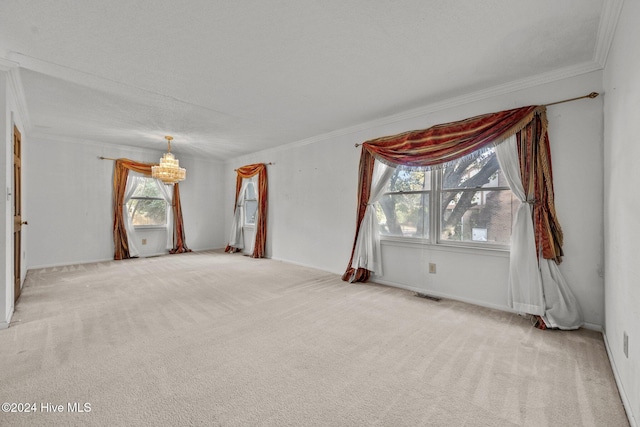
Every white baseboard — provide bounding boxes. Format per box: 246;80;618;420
28;257;115;270
372;277;519;314
268;256;343;276
582;322;603;332
603;332;637;427
373;278;604;332
0;308;14;330
26;248;228;270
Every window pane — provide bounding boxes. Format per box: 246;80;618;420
387;168;430;192
132;178;163;197
440;189;517;244
245;200;258;225
442;148;505;190
377;193;429;238
245;182;257;200
126;199;167;226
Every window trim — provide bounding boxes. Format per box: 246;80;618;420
379;234;510;258
243;181;258;226
377;150;514;252
127;195;168;230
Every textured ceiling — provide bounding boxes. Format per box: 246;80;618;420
0;0;613;160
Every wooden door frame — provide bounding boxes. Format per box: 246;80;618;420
13;125;22;303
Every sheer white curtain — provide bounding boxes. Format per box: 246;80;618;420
539;259;583;329
245;176;258;255
154;179;173;251
228;178;252;250
495;135;544;315
350;160;395;281
123;174;142;258
496;135;582;329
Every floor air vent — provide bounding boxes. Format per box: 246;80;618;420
415;292;441;301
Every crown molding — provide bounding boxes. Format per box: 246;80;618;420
0;57;19;72
7;52;227;117
0;57;33;133
593;0;625;67
7;68;32;133
28;130;223;165
8;52;158;102
28;130;162;154
240;60;603;162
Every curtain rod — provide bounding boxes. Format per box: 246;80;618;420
234;162;274;171
102;157;275;170
544;91;599;107
353;91;600;147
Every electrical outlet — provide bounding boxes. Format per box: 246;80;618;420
623;332;629;358
141;239;147;245
428;263;436;274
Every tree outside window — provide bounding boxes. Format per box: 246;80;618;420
376;146;518;247
126;178;167;226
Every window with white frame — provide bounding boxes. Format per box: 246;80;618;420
376;146;518;248
244;181;258;226
377;168;431;239
126;177;168;227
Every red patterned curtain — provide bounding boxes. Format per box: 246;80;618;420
225;163;268;258
170;183;191;254
516;115;563;263
112;158;190;260
342;105;560;282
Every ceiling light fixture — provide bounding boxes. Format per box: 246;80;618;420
152;136;186;185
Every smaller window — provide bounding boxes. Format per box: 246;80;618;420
126;178;167;227
244;182;258;226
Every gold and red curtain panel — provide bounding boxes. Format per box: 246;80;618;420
112;158;190;260
225;163;268;258
342;105;563;282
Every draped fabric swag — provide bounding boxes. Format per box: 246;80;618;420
342;105;582;329
225;163;268;258
170;182;191;254
112;158;190;260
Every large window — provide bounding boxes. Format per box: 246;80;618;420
376;146;518;248
126;177;167;227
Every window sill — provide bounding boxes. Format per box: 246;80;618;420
133;225;168;230
380;236;509;258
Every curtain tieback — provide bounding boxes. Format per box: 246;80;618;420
525;199;537;205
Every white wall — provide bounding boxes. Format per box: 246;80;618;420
25;138;226;268
603;0;640;424
177;154;227;252
226;70;605;327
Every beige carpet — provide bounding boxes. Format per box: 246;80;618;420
0;250;628;426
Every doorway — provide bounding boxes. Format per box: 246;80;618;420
13;126;23;303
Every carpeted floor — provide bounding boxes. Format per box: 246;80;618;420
0;250;629;426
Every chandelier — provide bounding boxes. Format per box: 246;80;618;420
152;136;186;185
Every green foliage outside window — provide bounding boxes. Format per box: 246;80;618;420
126;178;167;226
